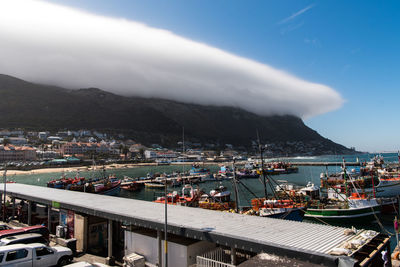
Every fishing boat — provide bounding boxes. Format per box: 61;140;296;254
304;193;381;223
236;169;259;179
189;164;210;176
198;185;235;210
217;166;233;180
251;198;306;221
120;180;140;192
153;185;201;206
306;164;382;223
244;141;306;221
47;176;121;196
322;168;400;198
144;181;165;189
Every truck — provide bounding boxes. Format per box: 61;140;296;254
0;242;73;266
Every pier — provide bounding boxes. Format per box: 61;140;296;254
290;162;361;166
0;184;390;266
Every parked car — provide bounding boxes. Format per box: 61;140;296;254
0;243;72;266
0;233;48;246
0;225;50;241
0;225;12;231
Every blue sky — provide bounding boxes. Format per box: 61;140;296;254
42;1;400;152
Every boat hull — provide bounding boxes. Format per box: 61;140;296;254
304;205;381;223
101;185;121;196
368;180;400;198
260;207;305;222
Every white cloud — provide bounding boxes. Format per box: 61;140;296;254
0;0;343;118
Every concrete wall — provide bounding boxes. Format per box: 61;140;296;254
125;231;158;264
125;230;216;267
74;213;87;252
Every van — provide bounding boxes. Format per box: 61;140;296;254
0;233;47;246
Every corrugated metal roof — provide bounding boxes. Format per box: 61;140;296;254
0;183;373;265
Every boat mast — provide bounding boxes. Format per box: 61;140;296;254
182;127;185;175
2;165;7;222
257;131;268;199
232;158;240;213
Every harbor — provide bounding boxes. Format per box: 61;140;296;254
0;153;399;266
0;183;391;266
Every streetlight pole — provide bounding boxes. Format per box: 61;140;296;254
164;177;168;267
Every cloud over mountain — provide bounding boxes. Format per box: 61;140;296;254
0;0;343;118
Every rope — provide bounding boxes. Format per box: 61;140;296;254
371;205;394;236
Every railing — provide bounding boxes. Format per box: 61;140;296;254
196;256;235;267
196;248;236;267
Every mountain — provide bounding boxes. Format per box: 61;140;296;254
0;74;353;154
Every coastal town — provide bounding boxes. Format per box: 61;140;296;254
0;128;355;169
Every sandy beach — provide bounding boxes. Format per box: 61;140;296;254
0;161;224;176
0;163;152;176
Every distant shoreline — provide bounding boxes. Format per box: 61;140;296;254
0;162;224;176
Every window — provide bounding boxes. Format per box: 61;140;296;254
0;252;4;262
6;249;28;261
36;247;53;256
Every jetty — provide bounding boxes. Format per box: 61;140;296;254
290;161;361;166
0;184;390;266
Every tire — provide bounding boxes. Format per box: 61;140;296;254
57;256;71;266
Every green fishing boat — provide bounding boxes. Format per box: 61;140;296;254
305;198;381;223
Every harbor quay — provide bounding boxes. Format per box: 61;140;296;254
0;183;391;267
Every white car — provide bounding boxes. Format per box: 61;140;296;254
0;243;73;266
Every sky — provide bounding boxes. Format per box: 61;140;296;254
1;0;399;152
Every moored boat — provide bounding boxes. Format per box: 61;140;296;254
144;181;165;189
153;185;201;206
47;176;121;196
121;181;140;192
304;195;381;223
